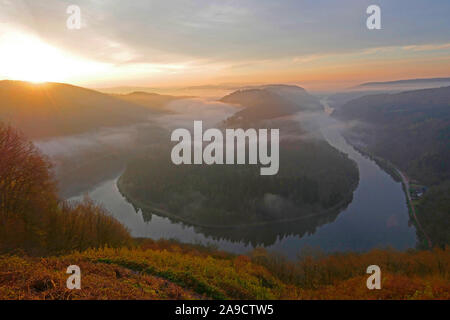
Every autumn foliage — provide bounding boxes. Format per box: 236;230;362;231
0;125;131;255
249;247;450;299
0;241;449;300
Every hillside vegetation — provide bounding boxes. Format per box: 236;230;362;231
0;81;152;139
118;140;358;227
0;125;131;255
333;86;450;186
415;181;450;248
1;240;448;300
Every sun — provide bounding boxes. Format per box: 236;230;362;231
0;29;107;84
0;31;64;83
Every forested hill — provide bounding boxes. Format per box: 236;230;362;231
118;85;359;234
0;81;154;139
333;86;450;186
220;85;322;125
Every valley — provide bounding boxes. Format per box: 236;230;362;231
62;87;417;257
0;82;431;256
331;86;450;249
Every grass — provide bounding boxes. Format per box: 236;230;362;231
1;240;449;300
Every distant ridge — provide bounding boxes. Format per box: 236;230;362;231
113;91;191;111
220;85;322;125
333;85;450;186
356;77;450;88
0;80;152;139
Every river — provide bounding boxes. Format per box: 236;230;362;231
69;104;417;259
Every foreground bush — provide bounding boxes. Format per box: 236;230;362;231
43;198;132;254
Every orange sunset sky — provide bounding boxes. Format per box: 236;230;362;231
1;0;449;91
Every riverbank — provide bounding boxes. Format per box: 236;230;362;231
66;110;416;256
340;135;431;248
116;173;359;229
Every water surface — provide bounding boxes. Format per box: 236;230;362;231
69;111;417;259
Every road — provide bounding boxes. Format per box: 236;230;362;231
396;169;432;248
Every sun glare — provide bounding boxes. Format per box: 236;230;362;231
0;29;197;86
0;30;107;84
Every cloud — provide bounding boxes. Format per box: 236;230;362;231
3;0;450;66
402;43;450;52
2;0;450;88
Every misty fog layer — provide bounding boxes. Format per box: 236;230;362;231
34;98;241;197
36;98;239;158
35;124;143;158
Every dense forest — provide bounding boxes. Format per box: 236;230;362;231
415;181;450;249
332;86;450;248
118;137;358;226
119;87;358;227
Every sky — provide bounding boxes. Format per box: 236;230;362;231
0;0;450;90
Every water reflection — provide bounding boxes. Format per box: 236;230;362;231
139;194;352;247
69;110;417;259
